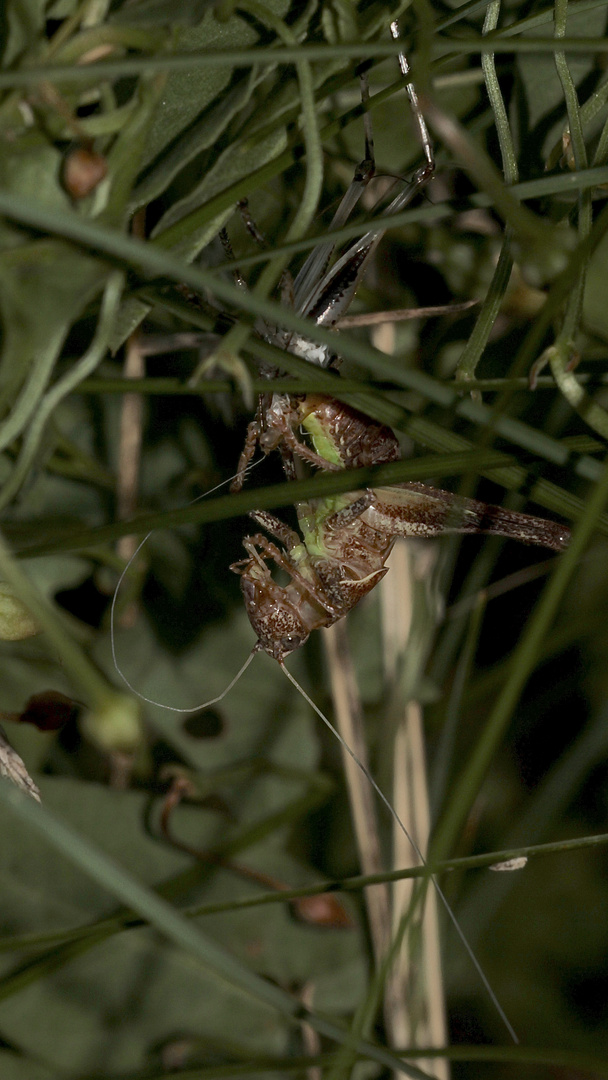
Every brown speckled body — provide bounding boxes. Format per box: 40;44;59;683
230;392;570;660
295;394;401;469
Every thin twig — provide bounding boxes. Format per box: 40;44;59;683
381;541;449;1080
116;209;146;631
323;621;392;965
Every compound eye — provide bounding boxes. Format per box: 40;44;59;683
281;631;309;653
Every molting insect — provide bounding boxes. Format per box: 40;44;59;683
230;393;569;662
225;20;570;664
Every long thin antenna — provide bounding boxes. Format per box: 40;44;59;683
110;461;262;713
280;661;519;1045
390;20;434;173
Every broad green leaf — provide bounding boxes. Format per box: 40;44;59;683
131;70;258;209
0;242;108;420
134;1;290;172
152;128;288;260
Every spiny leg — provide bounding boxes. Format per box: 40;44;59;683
230;406;265;493
271;425;342;474
231;392;341;495
323;492;374;532
294;26;436;339
237;198;267;249
230;534;293;580
279;441;297;482
218;227;248;291
292;91;376;317
256;395;343;475
236;198;295;312
390;20;435;185
249;510;301;549
224;199;298;493
231;533;343;617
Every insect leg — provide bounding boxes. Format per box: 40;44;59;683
249;510;302;549
292;96;376;317
218;227;248;291
237;199;267;249
290;56;381;318
295;28;435;339
230;410;264;493
271;426;343;473
231;533;343;618
323;492;375;531
391;19;435;182
256;393;344;474
237;198;296;313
